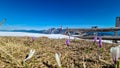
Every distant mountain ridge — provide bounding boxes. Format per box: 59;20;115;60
0;28;67;34
0;28;119;36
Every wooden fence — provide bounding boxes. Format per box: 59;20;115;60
66;27;120;43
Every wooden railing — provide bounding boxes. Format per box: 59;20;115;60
66;27;120;43
68;27;120;32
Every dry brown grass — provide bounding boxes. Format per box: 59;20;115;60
0;36;118;68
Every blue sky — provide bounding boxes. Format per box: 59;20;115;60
0;0;120;30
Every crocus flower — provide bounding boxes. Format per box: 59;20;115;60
32;37;36;42
66;39;70;46
55;53;62;68
83;57;86;68
110;46;120;64
24;49;35;61
94;35;97;42
98;37;102;48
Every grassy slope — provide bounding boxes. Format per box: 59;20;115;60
0;36;117;68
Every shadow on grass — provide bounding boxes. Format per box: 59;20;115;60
43;61;56;68
102;64;114;68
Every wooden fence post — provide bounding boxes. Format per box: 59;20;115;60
113;17;120;43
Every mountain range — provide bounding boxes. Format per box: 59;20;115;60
0;28;66;34
0;28;119;36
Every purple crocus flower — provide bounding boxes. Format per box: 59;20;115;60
32;37;36;42
66;39;70;46
98;37;102;48
94;35;97;42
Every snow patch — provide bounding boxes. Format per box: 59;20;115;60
0;31;117;44
0;31;75;39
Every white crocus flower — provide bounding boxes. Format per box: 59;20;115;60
55;53;61;68
83;57;86;68
24;49;35;61
110;46;120;64
118;45;120;57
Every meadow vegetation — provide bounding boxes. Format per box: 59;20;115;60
0;36;117;68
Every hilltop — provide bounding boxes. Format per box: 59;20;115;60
0;36;117;68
